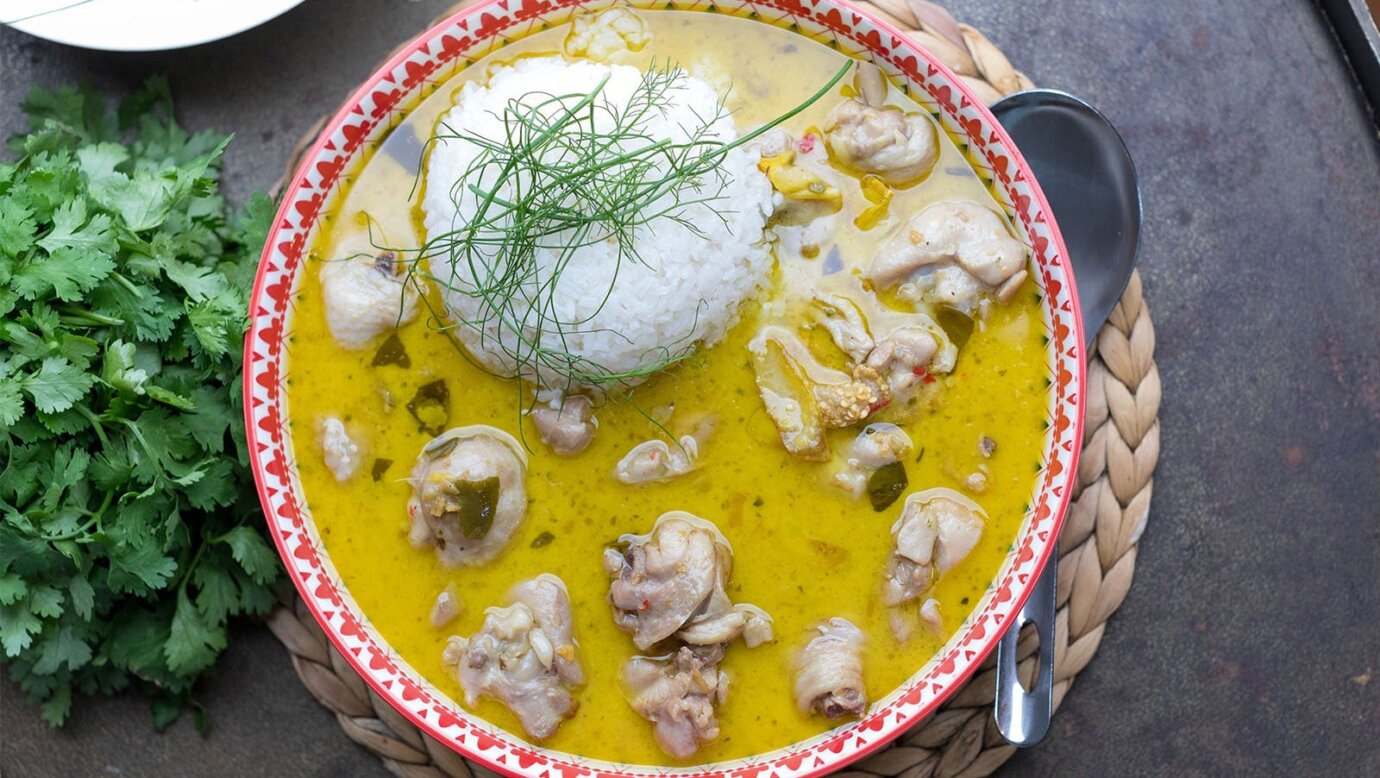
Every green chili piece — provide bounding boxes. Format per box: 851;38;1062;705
448;476;500;540
936;305;975;350
867;461;908;512
372;333;411;368
407;380;450;436
371;458;393;481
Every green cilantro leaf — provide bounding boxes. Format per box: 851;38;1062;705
191;555;239;623
21;357;94;413
0;574;27;605
0;602;43;655
164;589;225;676
40;682;72;727
10;245;115;302
27;586;64;619
107;540;178;595
67;577;94;620
0;380;23;427
0;198;37;255
220;526;277;586
37;198;117;258
75;142;130;187
33;625;93;674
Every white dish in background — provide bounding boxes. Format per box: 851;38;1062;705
5;0;309;51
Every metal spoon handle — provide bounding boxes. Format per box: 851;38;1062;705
993;551;1056;746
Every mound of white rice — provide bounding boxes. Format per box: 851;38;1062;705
422;57;773;390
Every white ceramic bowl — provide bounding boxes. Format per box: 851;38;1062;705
7;0;307;52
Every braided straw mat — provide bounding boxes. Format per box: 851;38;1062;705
268;1;1161;775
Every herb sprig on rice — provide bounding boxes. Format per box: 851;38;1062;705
413;59;849;393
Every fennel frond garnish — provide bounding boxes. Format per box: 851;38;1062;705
411;60;849;391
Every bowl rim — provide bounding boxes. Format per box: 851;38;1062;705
244;1;1086;775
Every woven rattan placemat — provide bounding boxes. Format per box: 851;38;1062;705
267;2;1161;774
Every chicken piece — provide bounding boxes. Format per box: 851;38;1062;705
833;423;914;499
825;100;938;186
888;609;913;643
564;7;649;60
319;242;420;349
869;201;1029;313
864;326;942;405
919;598;943;631
758;149;844;226
615;414;717;484
531;395;596;456
317;416;361;482
604;512;770;651
813;293;874;363
677;602;775;647
748;326;886;460
755;128;794;158
793;618;867;719
430;584;463;629
614;436;698;484
883;488;986;606
407;426;528;566
442;574;583;740
851;422;914;468
852;62;890;111
509;574;585;685
738;604;776;648
747;326;837;459
624;645;729;759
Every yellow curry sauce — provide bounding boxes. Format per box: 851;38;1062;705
285;12;1049;765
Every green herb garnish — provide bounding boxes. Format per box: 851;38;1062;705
0;78;275;728
530;530;555;548
409;60;850;391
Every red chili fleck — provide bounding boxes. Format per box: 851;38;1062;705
922;374;936;384
798;133;817;154
912;365;928;377
868;397;892;414
639;599;650;612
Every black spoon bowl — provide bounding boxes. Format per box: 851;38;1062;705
993;90;1143;345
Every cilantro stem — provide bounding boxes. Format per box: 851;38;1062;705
109;271;143;298
57;305;125;327
173;539;207;592
75;404;110;449
35;490;113;542
115;418;170;487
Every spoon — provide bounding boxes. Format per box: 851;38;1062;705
988;89;1142;747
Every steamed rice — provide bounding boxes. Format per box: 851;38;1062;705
422;57;773;390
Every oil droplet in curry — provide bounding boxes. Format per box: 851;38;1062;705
286;11;1049;766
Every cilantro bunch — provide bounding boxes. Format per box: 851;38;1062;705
0;78;281;728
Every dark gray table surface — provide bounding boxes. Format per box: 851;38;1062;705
3;0;1379;775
